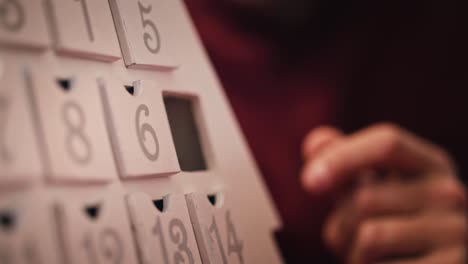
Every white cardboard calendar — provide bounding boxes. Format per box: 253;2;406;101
0;0;283;263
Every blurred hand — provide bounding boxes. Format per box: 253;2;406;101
300;124;467;264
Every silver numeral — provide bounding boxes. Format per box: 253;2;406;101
74;0;94;41
99;228;123;264
169;218;194;264
226;211;244;263
209;216;228;264
24;240;41;264
0;95;11;163
137;1;160;54
135;104;159;161
0;245;13;264
62;101;92;165
153;216;195;264
153;216;170;264
0;0;25;32
209;211;244;264
83;229;124;264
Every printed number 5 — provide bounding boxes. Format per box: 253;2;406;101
137;1;160;54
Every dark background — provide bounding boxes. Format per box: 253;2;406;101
186;0;467;262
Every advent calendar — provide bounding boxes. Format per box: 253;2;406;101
0;0;283;263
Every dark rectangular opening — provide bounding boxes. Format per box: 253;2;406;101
163;95;208;171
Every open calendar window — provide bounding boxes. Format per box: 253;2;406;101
163;94;208;172
0;0;283;263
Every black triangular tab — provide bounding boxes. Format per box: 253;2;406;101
0;212;15;230
57;78;72;91
153;199;164;212
125;85;135;95
84;205;100;220
207;194;216;206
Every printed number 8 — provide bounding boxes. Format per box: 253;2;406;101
137;1;160;54
0;0;25;32
62;101;92;165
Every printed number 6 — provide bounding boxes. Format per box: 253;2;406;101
137;1;160;54
0;0;25;32
135;104;159;161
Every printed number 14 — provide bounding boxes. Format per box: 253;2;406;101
209;211;244;264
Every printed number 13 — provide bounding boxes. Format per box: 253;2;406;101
137;1;160;54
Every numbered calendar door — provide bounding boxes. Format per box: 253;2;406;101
99;79;179;179
44;0;121;61
0;54;44;185
32;68;117;183
0;192;61;264
54;190;139;264
126;193;202;264
109;0;177;69
186;192;246;264
0;0;50;49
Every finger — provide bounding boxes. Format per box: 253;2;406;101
335;178;466;255
350;177;467;223
324;196;352;254
348;213;467;264
302;126;343;160
377;246;467;264
301;127;344;191
411;246;467;264
324;170;380;255
302;123;454;192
